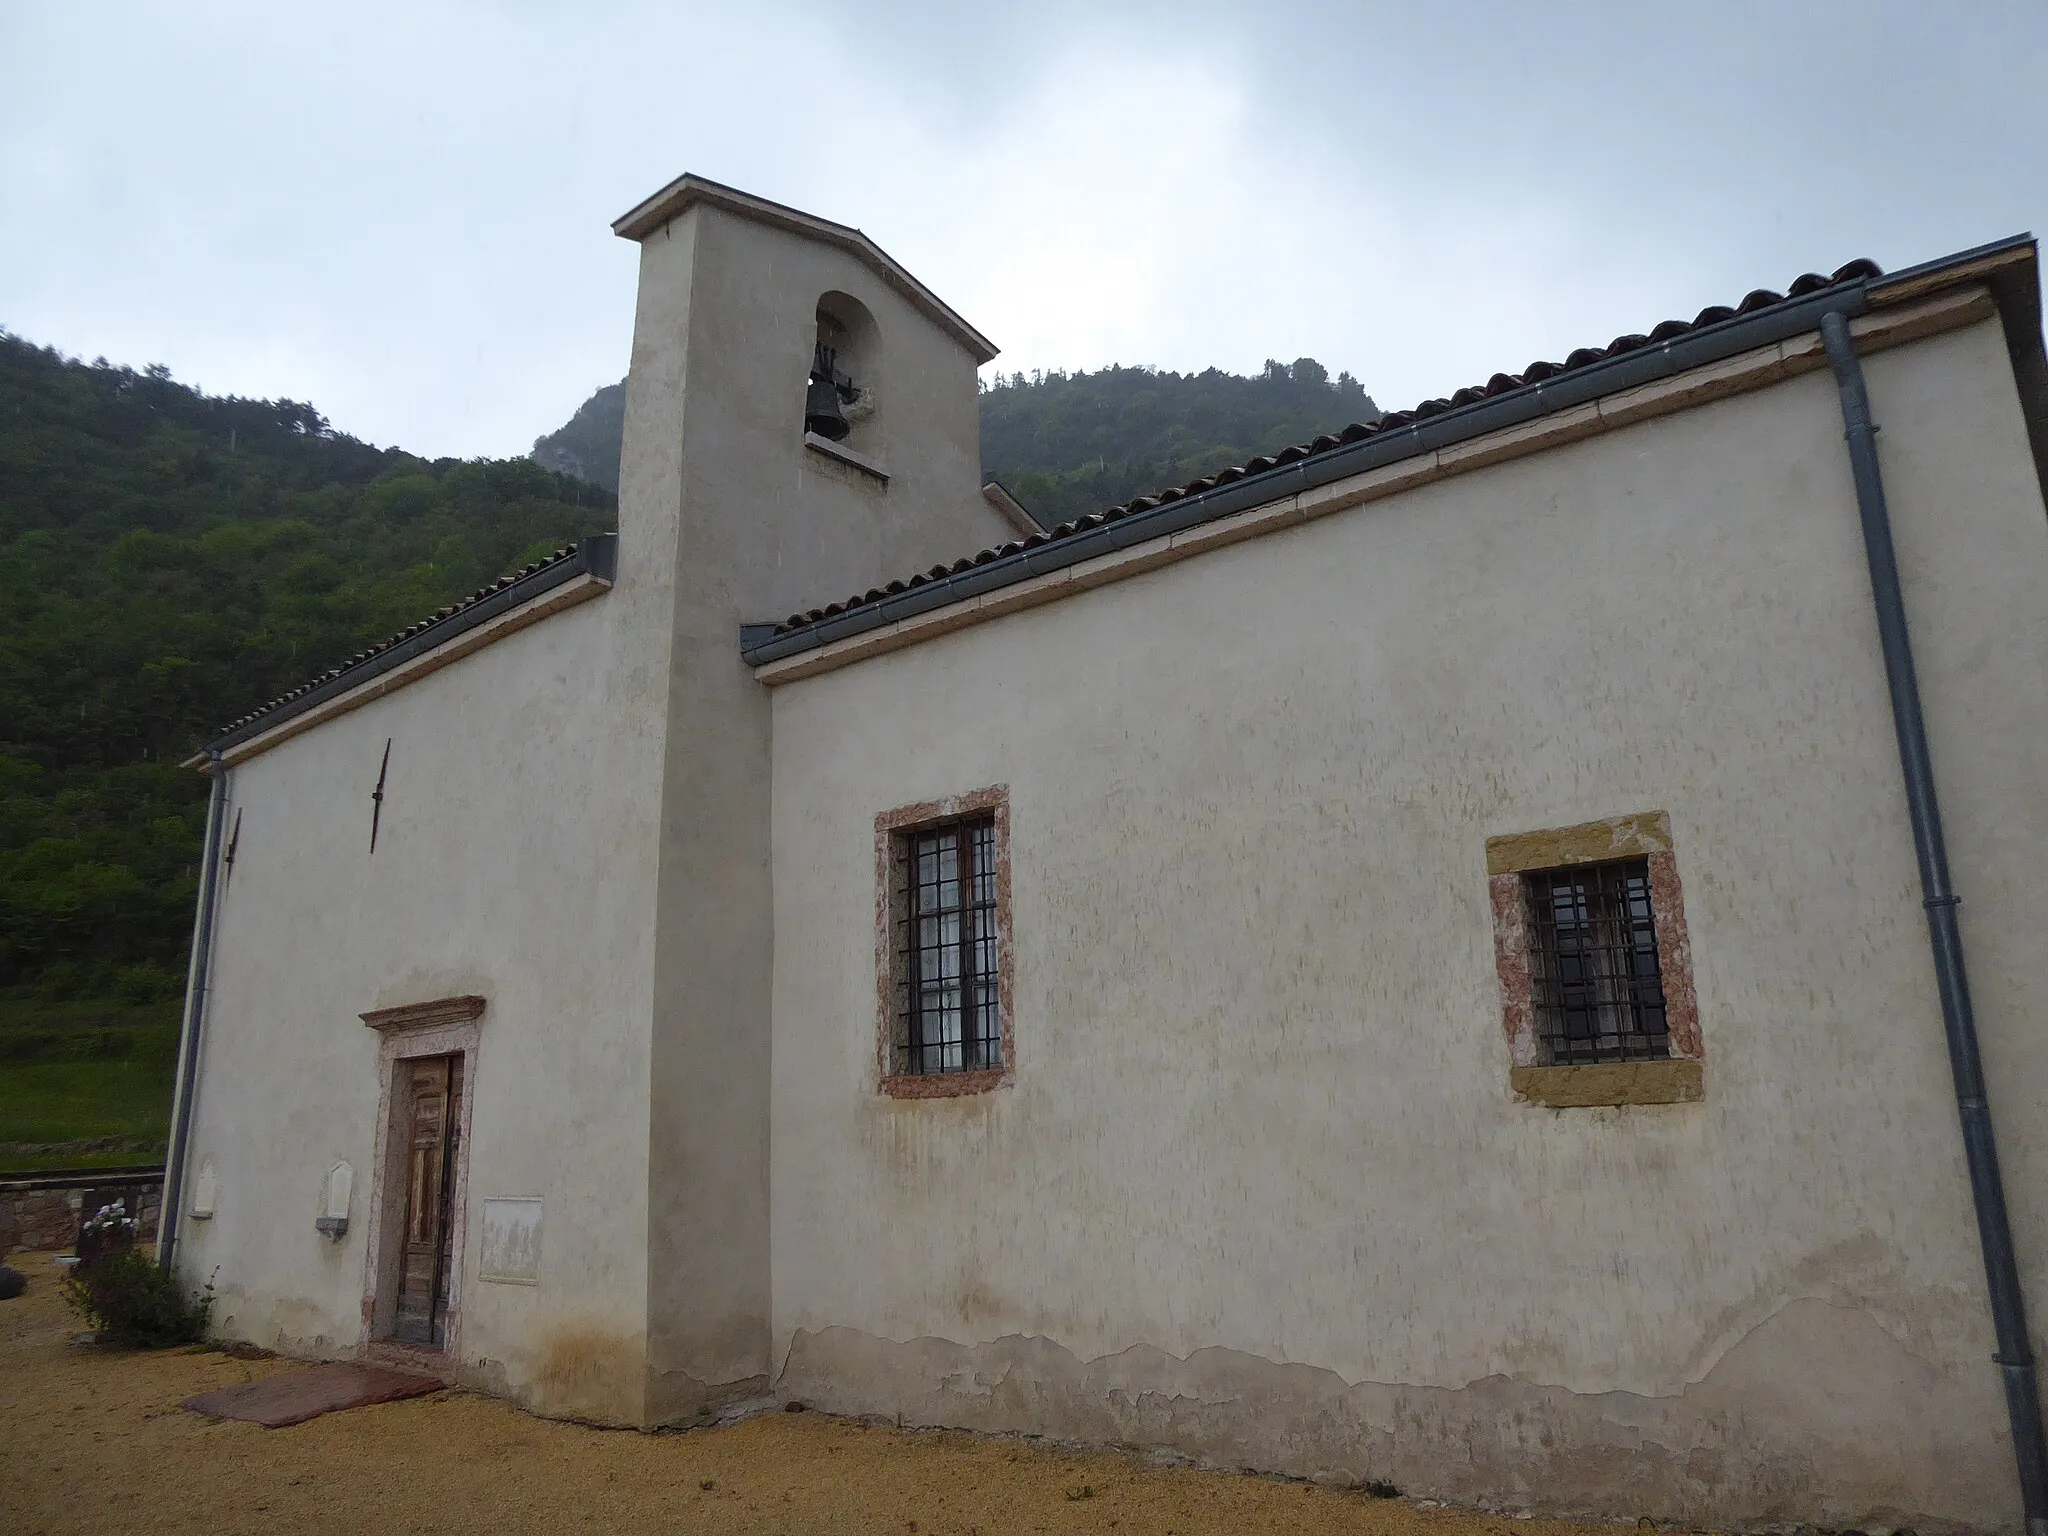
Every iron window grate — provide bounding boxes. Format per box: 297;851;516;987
1527;858;1670;1064
894;815;1000;1075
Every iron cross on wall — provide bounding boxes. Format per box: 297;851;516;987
370;739;391;854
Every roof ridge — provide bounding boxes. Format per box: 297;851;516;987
611;174;999;364
207;537;614;744
771;258;1882;637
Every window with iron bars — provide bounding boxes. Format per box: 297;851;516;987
891;815;1001;1076
1525;858;1670;1064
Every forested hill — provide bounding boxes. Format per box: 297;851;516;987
532;358;1378;527
0;330;613;1064
3;331;1369;1096
531;381;624;492
978;359;1378;526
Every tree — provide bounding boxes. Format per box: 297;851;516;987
0;329;615;1043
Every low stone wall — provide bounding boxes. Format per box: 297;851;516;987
0;1170;163;1258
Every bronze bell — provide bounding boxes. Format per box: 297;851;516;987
805;341;855;441
805;372;850;440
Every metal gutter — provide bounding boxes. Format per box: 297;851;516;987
1914;237;2048;509
1863;231;2036;303
1869;236;2046;500
158;751;227;1271
742;279;1877;667
199;533;617;759
1821;308;2048;1536
745;233;2041;672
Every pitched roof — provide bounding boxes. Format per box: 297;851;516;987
198;534;618;759
758;258;1889;654
745;234;2048;672
612;175;999;364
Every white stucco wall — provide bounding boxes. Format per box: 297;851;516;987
765;315;2048;1528
177;185;1018;1425
627;198;1017;1413
177;563;673;1416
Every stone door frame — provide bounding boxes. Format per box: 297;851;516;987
358;996;484;1371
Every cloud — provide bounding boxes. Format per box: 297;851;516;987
3;0;2043;459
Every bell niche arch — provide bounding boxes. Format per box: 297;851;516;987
805;291;880;451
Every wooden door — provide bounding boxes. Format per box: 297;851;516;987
392;1054;462;1346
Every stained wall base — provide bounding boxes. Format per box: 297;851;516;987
778;1302;2015;1533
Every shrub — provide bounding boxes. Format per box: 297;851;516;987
75;1199;137;1268
115;963;179;1005
64;1249;214;1347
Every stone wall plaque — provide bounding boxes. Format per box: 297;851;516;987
316;1160;353;1238
191;1159;218;1220
478;1197;541;1285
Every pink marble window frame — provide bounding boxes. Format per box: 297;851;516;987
874;786;1013;1100
1488;826;1701;1069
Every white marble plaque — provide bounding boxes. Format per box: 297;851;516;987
190;1158;218;1219
478;1197;542;1285
322;1161;353;1220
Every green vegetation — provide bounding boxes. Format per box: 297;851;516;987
65;1245;216;1346
530;381;625;491
978;358;1378;527
533;358;1379;528
8;330;1371;1173
0;329;614;1168
0;1060;174;1158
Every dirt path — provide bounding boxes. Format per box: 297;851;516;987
1;1251;1625;1536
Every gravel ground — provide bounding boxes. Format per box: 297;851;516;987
1;1250;1625;1536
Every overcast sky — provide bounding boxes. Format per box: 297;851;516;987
5;1;2045;461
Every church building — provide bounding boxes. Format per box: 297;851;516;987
163;175;2048;1533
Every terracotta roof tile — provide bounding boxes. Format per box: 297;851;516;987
211;542;598;739
772;258;1882;635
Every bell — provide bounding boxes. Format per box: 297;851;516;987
805;372;851;440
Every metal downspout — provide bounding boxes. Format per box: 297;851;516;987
158;750;228;1271
1821;309;2048;1535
